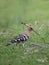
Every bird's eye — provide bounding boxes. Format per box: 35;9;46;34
31;28;33;30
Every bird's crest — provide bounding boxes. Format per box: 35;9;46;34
21;22;33;31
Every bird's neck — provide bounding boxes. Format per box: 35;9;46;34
23;30;31;36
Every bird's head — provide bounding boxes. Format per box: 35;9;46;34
21;22;39;35
21;22;33;32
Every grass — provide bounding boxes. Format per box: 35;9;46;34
0;0;49;65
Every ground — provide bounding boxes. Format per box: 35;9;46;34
0;0;49;65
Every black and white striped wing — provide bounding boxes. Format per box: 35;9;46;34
6;34;29;46
11;34;29;43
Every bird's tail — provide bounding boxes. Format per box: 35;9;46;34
6;41;13;46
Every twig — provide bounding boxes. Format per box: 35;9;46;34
29;43;42;48
29;43;49;48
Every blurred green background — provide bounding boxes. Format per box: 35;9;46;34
0;0;49;29
0;0;49;65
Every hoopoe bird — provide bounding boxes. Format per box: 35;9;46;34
6;22;39;46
